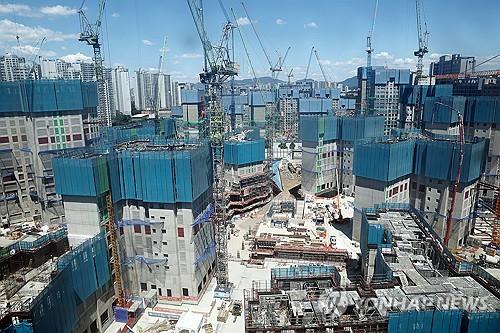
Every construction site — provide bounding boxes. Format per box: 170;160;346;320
0;0;499;332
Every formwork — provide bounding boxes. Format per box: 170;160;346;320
224;138;265;166
53;154;109;197
354;139;415;182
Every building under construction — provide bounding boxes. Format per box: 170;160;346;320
250;200;352;265
0;228;114;333
224;128;274;217
244;206;500;332
352;130;487;248
53;133;216;306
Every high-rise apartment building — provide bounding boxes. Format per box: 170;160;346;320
53;133;216;304
0;80;98;226
0;54;39;82
135;70;172;112
430;54;476;76
112;66;132;116
357;67;411;135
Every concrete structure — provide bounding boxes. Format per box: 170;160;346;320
0;80;98;226
400;78;500;193
245;207;500;333
0;230;114;333
112;66;132;116
224;129;271;217
53;137;215;305
352;132;487;248
430;54;476;76
357;67;411;135
300;115;385;197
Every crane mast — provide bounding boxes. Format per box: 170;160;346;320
154;37;168;120
363;0;379;115
78;0;111;128
187;0;238;298
414;0;429;83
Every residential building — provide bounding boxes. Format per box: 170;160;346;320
112;66;132;116
300;115;385;197
0;80;98;226
0;54;38;82
135;69;172;112
430;54;476;76
357;67;411;135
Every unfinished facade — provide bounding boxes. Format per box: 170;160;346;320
53;138;215;305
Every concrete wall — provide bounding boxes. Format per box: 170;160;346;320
118;202;215;304
63;196;101;246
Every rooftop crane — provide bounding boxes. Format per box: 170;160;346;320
187;0;238;298
414;0;429;83
78;0;111;127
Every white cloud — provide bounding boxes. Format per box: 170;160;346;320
0;4;78;17
319;59;331;65
12;44;56;57
236;17;251;26
304;22;318;29
142;39;155;46
276;18;286;25
0;19;76;42
0;4;36;17
59;53;92;63
394;57;415;65
374;51;394;60
111;12;120;18
179;53;202;59
429;53;442;60
40;5;77;16
60;46;67;50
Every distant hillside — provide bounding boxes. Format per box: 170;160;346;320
339;76;358;89
233;76;285;86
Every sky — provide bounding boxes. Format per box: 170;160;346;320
1;0;500;83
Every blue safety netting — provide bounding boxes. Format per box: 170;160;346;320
0;80;97;114
224;139;265;166
192;204;214;226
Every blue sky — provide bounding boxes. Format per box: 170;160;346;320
1;0;499;82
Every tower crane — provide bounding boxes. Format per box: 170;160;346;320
241;3;290;81
363;0;379;115
78;0;111;127
304;46;315;80
414;0;429;83
187;0;238;298
287;68;294;86
366;0;379;69
153;37;168;120
314;48;329;84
